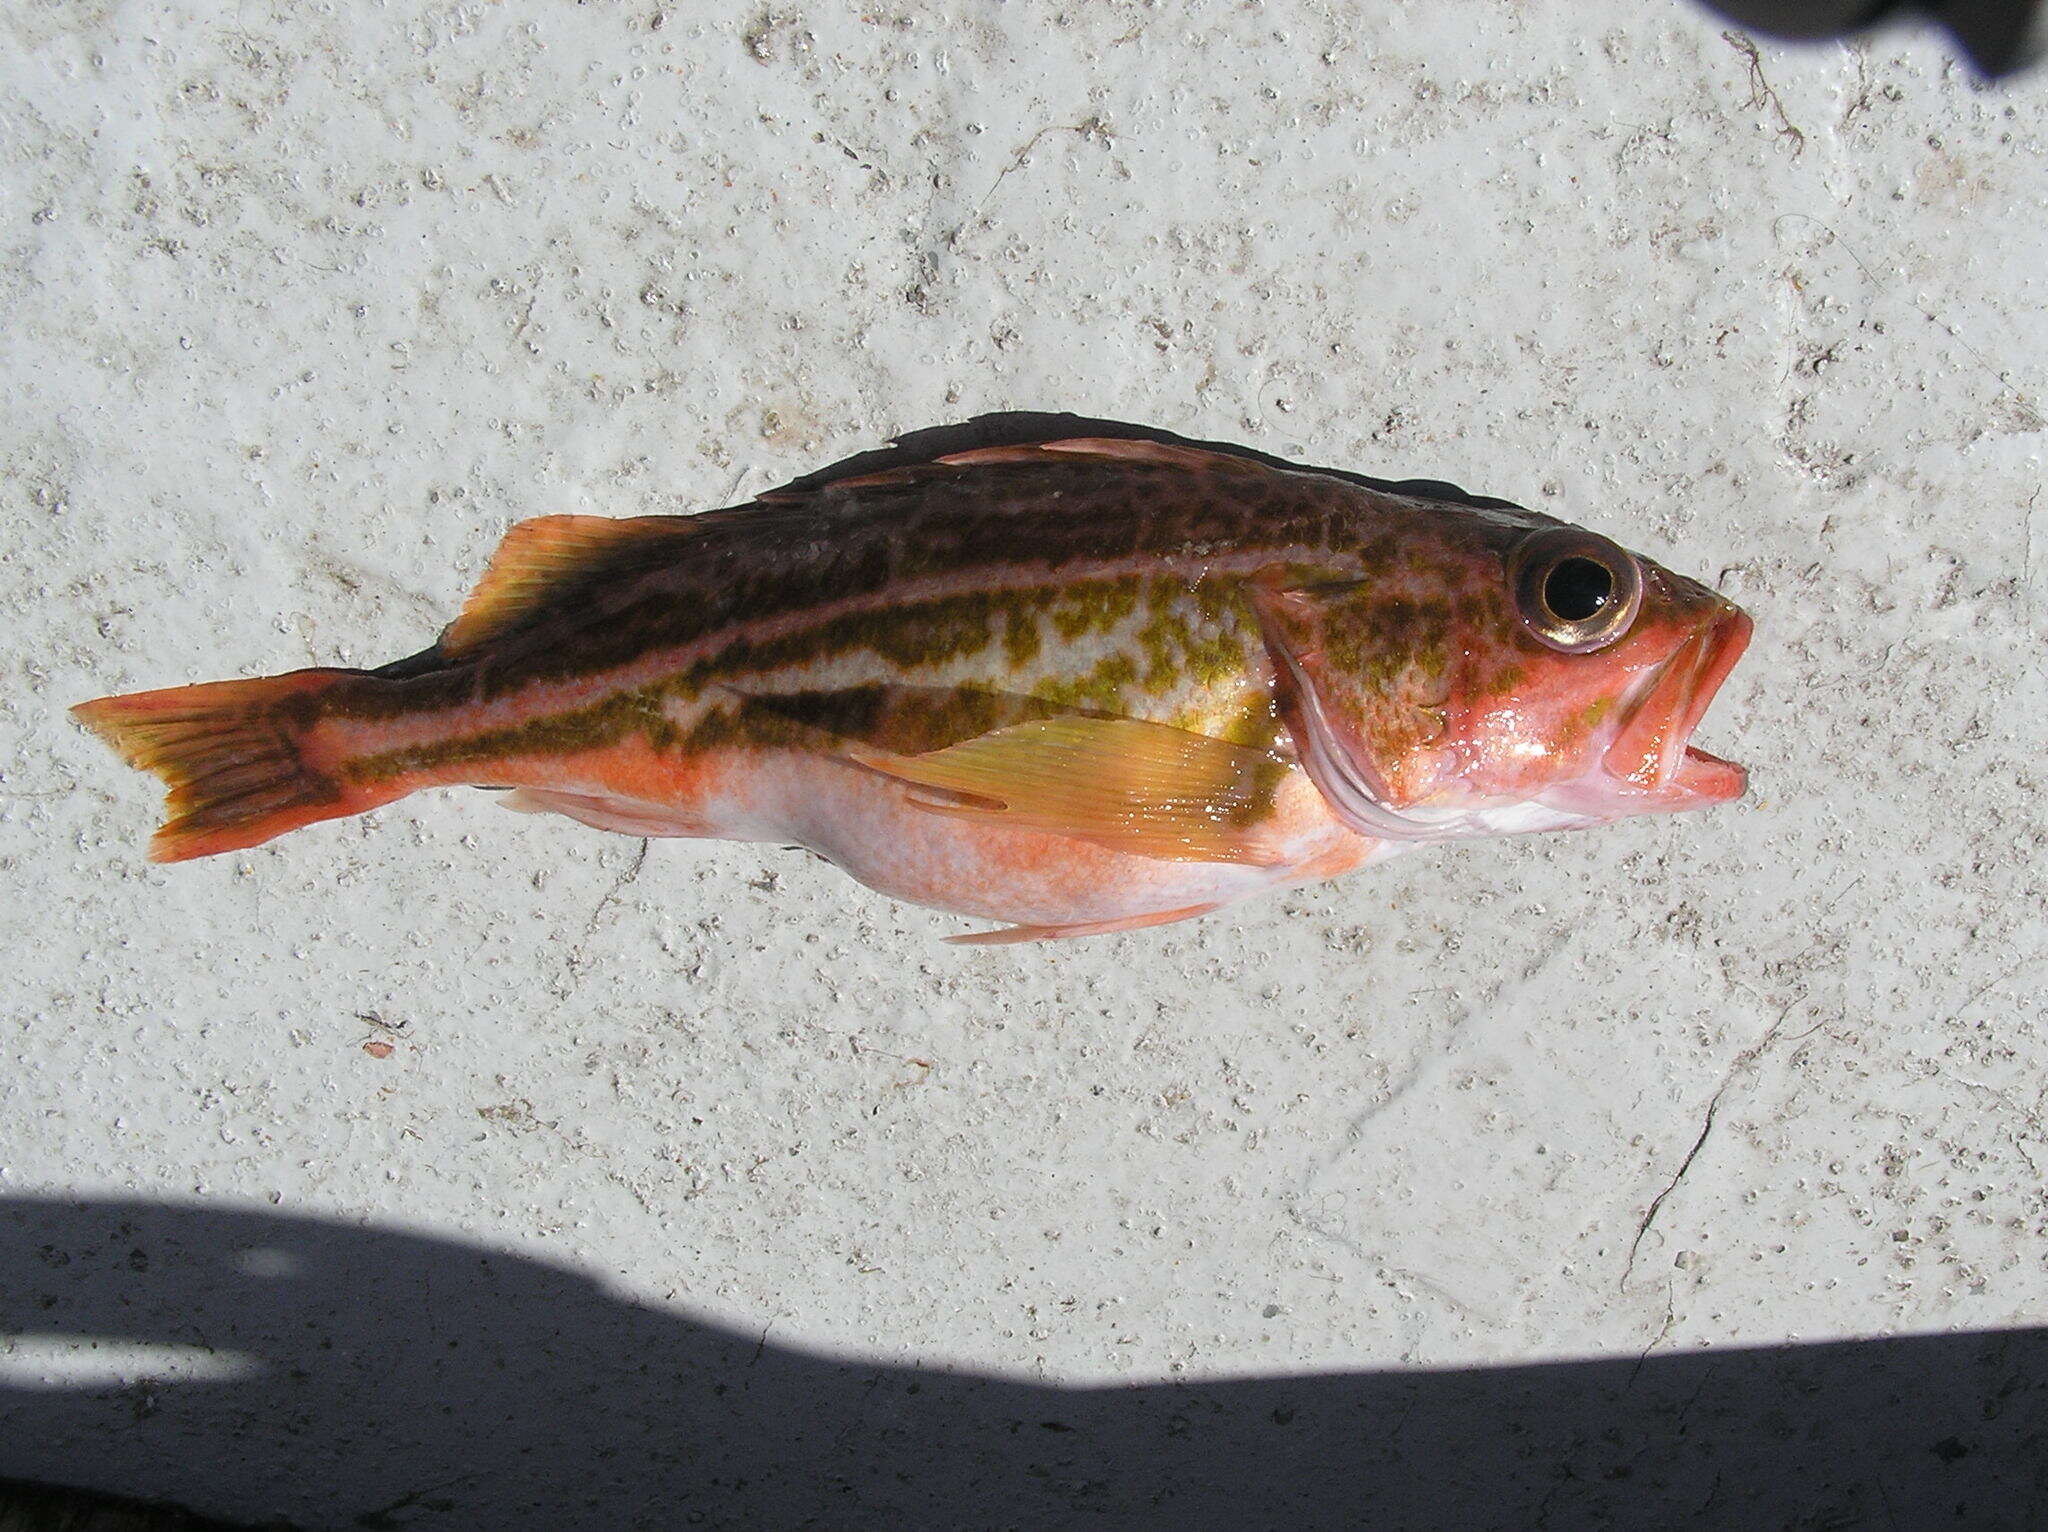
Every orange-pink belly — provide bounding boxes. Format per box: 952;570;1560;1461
727;749;1382;926
400;741;1385;928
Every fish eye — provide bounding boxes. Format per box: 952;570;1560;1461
1508;528;1643;653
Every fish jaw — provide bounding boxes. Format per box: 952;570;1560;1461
1530;604;1753;825
1599;605;1752;805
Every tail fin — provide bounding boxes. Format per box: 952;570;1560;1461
72;668;391;862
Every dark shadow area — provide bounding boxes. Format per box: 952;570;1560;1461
1698;0;2045;78
2;1198;2042;1529
0;1474;245;1531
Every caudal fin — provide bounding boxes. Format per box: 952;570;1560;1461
72;668;391;862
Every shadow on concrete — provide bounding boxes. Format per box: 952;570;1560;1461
1;1197;2042;1528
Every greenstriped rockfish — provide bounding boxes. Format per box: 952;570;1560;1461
74;436;1751;944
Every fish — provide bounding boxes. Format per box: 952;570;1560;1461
72;435;1752;944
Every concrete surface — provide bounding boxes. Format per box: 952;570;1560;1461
1;1;2044;1525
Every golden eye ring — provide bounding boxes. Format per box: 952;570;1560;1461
1508;528;1643;653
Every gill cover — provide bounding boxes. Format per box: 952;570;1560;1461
1248;579;1455;840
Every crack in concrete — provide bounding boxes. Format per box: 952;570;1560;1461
1630;1280;1678;1384
1621;1000;1812;1290
1940;957;2038;1029
953;116;1112;241
554;839;651;998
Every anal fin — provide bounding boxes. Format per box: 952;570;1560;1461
946;901;1225;945
500;787;711;838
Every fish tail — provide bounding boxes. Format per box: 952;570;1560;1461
72;668;400;862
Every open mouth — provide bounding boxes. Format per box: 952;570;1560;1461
1603;606;1753;802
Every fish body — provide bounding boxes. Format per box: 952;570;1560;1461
75;437;1751;942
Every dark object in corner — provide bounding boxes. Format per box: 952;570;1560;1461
0;1478;268;1532
1701;0;2046;75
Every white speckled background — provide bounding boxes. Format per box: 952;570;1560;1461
2;2;2045;1526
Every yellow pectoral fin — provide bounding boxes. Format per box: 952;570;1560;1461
846;716;1293;866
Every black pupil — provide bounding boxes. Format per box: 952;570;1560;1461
1545;557;1613;621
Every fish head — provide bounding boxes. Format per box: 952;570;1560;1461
1252;502;1752;842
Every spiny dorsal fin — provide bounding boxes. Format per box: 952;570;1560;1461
759;435;1271;502
933;437;1268;473
441;514;696;659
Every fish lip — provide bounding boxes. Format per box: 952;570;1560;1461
1603;606;1753;798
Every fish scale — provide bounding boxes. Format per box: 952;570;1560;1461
72;435;1751;942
